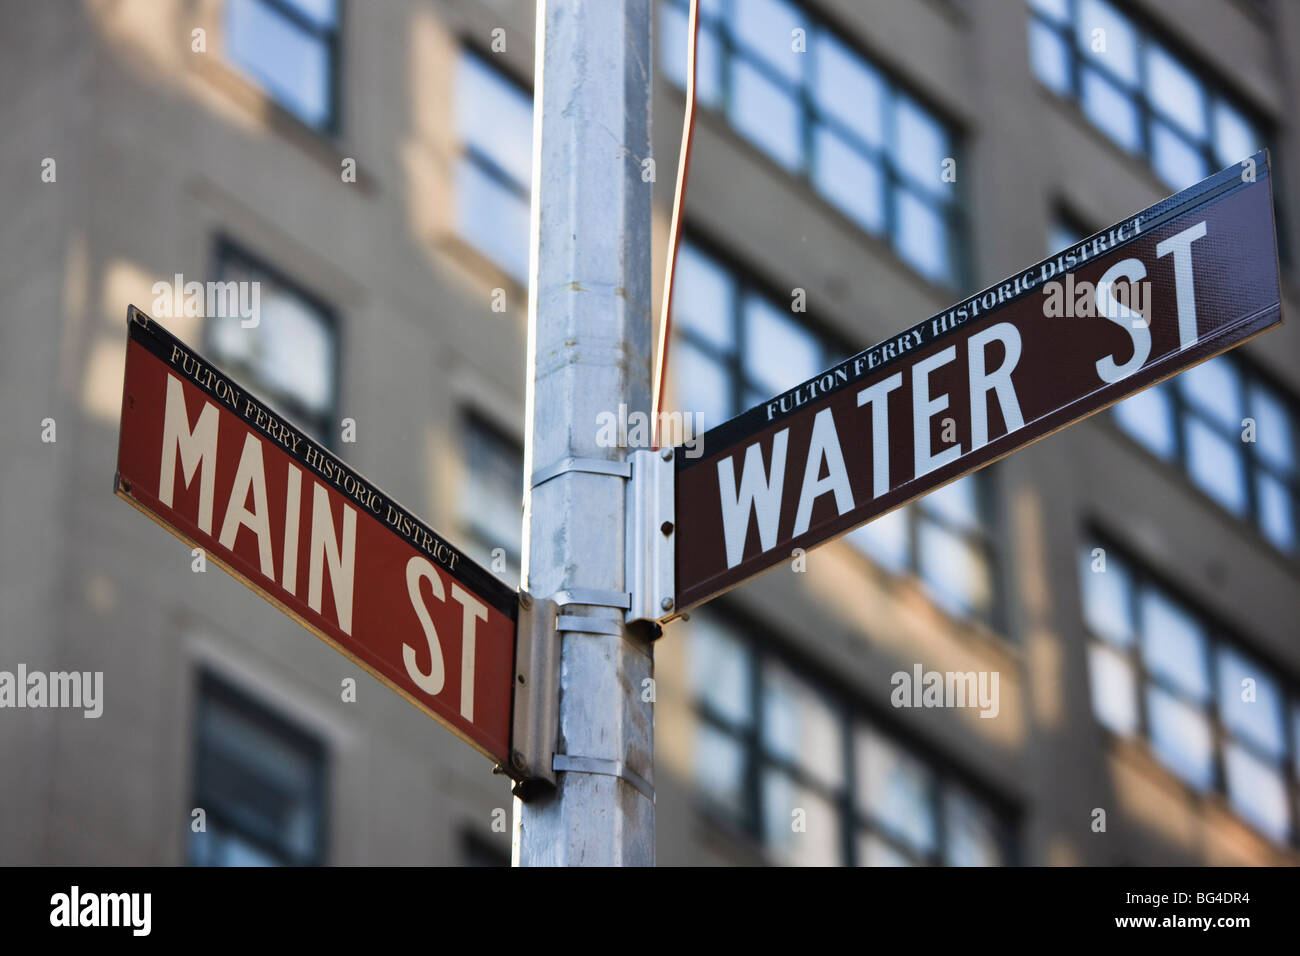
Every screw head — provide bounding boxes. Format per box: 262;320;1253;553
660;521;674;536
660;597;673;611
512;751;526;770
661;448;673;461
518;591;532;609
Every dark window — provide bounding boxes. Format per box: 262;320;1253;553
208;241;339;446
1028;0;1265;190
189;672;328;866
688;609;1012;865
1080;537;1299;845
459;412;524;588
456;50;533;282
226;0;340;131
661;0;963;286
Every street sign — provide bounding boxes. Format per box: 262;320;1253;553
673;150;1284;613
114;309;518;766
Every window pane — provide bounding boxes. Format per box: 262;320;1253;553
1030;0;1070;23
895;189;950;284
1179;357;1243;429
761;660;844;789
1145;685;1214;790
1255;473;1296;552
1223;743;1291;843
1145;45;1206;138
742;296;822;397
1139;587;1210;700
812;126;886;234
660;5;723;107
461;417;523;581
283;0;336;29
1184;417;1249;516
457;157;531;282
893;97;948;196
1088;642;1139;735
457;55;533;189
848;506;910;573
730;59;803;172
671;340;733;429
694;722;748;816
854;726;937;854
258;289;334;417
689;614;753;727
1080;67;1140;152
227;0;332;129
675;243;736;352
1212;101;1259;168
942;789;1001;866
732;0;806;84
1076;0;1139;86
1247;380;1295;474
1216;647;1285;759
1079;546;1135;646
813;33;885;147
760;768;843;865
1029;20;1072;95
917;518;992;619
918;474;981;532
1113;383;1177;459
856;832;915;866
1150;121;1208;190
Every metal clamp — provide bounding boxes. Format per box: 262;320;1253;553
552;587;631;610
625;448;676;624
531;456;631;490
556;614;623;636
553;754;655;803
509;592;559;798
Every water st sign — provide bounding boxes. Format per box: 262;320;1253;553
673;151;1283;613
114;309;518;765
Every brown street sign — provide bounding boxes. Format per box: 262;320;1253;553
673;150;1284;614
114;310;520;766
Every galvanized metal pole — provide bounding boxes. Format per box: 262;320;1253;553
513;0;655;866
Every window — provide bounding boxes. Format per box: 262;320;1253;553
688;611;1010;865
1028;0;1265;190
847;473;999;626
226;0;340;131
208;241;339;445
1115;358;1300;555
1051;217;1300;555
661;0;962;285
668;239;844;430
1080;539;1300;845
456;51;533;283
459;412;524;588
189;672;328;866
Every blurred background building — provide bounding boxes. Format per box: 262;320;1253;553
2;0;1298;866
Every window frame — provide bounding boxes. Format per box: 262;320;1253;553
1080;531;1300;847
1028;0;1268;190
661;0;967;288
208;237;343;450
225;0;343;135
689;603;1017;866
188;669;330;866
458;408;525;587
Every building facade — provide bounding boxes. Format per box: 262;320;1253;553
1;0;1298;866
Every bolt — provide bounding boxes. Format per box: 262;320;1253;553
518;590;532;609
660;597;673;611
512;751;526;771
661;448;673;461
121;479;132;494
517;674;525;685
660;521;674;536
